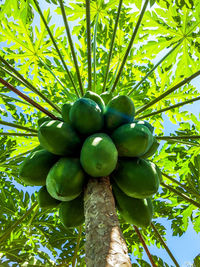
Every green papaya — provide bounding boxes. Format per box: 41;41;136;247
61;102;73;123
59;193;84;228
111;122;153;157
69;98;104;135
104;95;135;131
84;91;105;112
80;133;118;177
132;120;154;134
31;144;43;152
100;91;113;105
112;182;153;227
38;116;63;127
38;116;51;127
46;157;86;201
141;137;159;158
38;120;81;156
19;149;58;186
37;186;61;209
111;158;160;199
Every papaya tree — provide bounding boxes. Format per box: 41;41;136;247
0;0;200;266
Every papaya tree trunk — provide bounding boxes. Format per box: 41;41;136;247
84;176;131;266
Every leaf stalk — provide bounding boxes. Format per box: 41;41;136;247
72;226;82;267
0;132;37;137
133;225;157;267
162;172;200;201
102;0;123;92
85;0;92;92
32;0;79;98
0;65;29;89
136;96;200;120
111;0;149;93
0;78;57;119
0;92;31;106
150;223;180;267
0;149;34;166
0;202;38;244
161;182;200;209
0;56;62;113
0;120;38;133
156;135;200;140
127;40;183;96
37;56;73;100
93;13;99;92
59;0;84;96
135;70;200;115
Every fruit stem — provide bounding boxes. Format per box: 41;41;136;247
102;0;123;93
32;0;80;98
161;182;200;209
136;96;200;120
85;0;92;92
72;226;82;267
151;222;180;267
133;225;157;267
0;202;38;244
0;120;38;133
127;40;183;96
110;0;149;93
0;56;62;114
135;70;200;115
59;0;84;96
0;78;57;120
84;177;131;266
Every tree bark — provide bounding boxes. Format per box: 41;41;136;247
84;176;131;267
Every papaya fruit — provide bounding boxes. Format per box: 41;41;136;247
80;133;118;177
19;149;58;186
112;182;153;227
104;95;135;131
100;91;113;105
84;91;105;112
38;116;51;127
111;158;160;199
61;102;73;123
70;98;104;135
46;157;86;201
59;193;84;228
31;144;43;152
111;122;153;157
38;120;81;156
37;186;61;209
133;120;154;134
141;137;159;158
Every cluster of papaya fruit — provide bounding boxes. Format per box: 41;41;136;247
19;91;161;228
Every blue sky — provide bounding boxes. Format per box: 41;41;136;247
0;0;200;266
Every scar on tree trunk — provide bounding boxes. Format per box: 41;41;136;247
84;176;131;267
